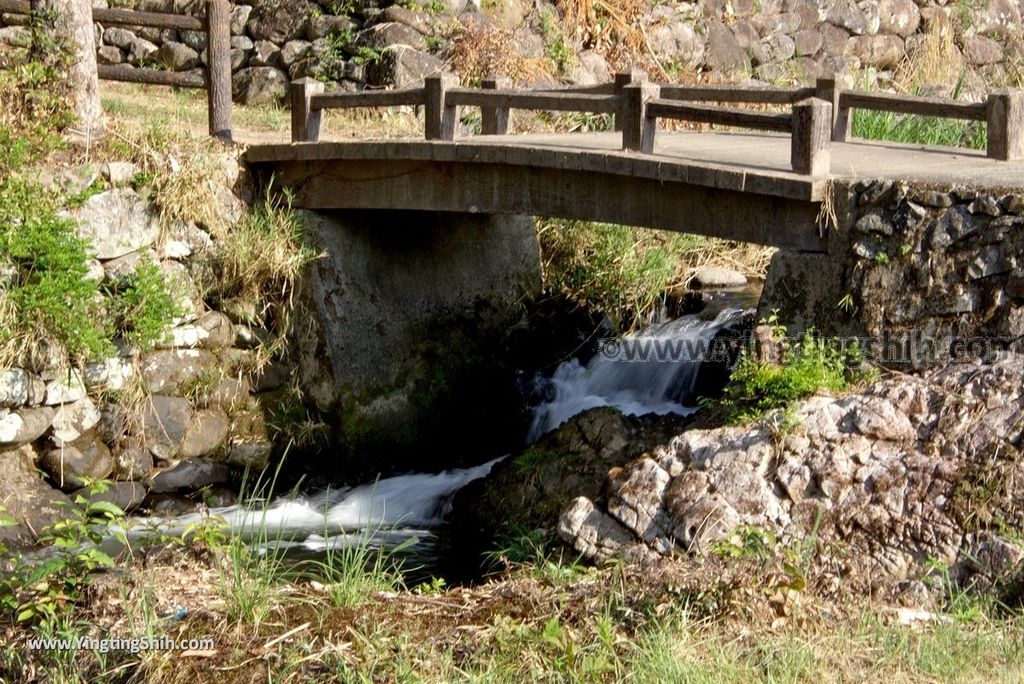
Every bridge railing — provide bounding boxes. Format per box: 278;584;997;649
289;70;1024;175
0;0;232;141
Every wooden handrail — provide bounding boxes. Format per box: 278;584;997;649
311;87;425;110
445;89;620;114
646;100;792;132
659;84;815;105
1;0;230;140
839;90;987;121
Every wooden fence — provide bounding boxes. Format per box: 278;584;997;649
290;71;1024;177
0;0;232;141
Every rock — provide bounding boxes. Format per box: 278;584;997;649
691;267;748;289
225;442;273;470
366;45;443;88
793;28;822;56
50;397;102;446
152;40;199;70
159;260;200;324
128;37;158;65
822;0;871;35
104;26;136;50
965;35;1003;66
648;19;705;67
75;481;147;513
140;395;192;462
43;370;87;405
877;0;920;37
280;39;311;67
102;248;157;286
157;323;210;349
0;26;30;48
357;22;427;52
849;35;905;69
232;66;289;105
307;14;355;41
0;369;45;409
0;445;73;548
97;45;124;65
558;497;656;564
702;21;749;73
83;358;135;392
101;161;138;186
40;439;113;491
72;189;160;260
113;445;152;481
249;361;291;392
249;39;281;68
248;0;316;43
819;22;850;57
196;311;235;349
178;408;230;459
0;407;55;447
230;3;253;35
139;349;216;394
569;50;611;86
150;458;230;493
855;207;895;236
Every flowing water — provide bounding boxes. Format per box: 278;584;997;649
128;308;749;579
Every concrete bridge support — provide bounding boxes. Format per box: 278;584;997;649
295;209;541;468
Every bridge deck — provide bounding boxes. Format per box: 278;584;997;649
247;130;1024;202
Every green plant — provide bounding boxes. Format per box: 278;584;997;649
540;8;576;74
710;314;865;424
709;525;777;561
0;175;112;366
5;481;124;625
104;261;182;350
873;251;891;265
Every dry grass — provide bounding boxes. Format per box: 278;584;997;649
445;22;553;85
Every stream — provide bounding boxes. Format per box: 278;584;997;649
119;307;750;581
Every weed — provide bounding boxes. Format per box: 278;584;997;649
104;261;183;350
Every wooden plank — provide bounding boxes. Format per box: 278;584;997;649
791;98;832;176
987;88;1024;161
614;69;646;132
621;83;659;152
481;76;511;135
425;73;458;141
535;82;617;95
97;64;205;88
0;1;205;31
839;90;987;121
659;84;814;105
445;89;620;114
647;100;792;132
815;76;851;142
205;0;232;142
311;87;425;109
291;78;324;143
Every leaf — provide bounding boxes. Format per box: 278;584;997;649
86;500;125;519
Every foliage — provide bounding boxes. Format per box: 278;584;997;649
0;481;124;626
851;75;987;150
104;261;182;350
0;176;111;366
711;313;866;424
538;218;772;330
540;8;576;74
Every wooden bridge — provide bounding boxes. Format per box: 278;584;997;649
246;73;1024;253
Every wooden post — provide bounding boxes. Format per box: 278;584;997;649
621;83;659;153
815;75;851;142
424;73;458;141
614;69;647;132
986;88;1024;161
290;78;324;142
791;97;832;176
205;0;232;142
481;76;511;135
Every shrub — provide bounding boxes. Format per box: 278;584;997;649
104;261;183;350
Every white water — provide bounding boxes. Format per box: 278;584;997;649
528;308;745;440
121;457;504;551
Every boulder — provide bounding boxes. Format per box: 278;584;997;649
0;445;73;548
356;22;428;52
965;35;1003;66
40;439;113;491
139;349;216;394
849;34;905;69
793;28;822;57
307;14;356;41
691;266;748;289
366;45;443;88
0;407;55;447
152;40;199;70
104;26;136;50
702;21;749;73
178;408;230;459
232;66;289;105
150;458;230;493
97;45;124;65
72;189;160;260
280;39;311;67
112;445;152;481
230;3;253;35
248;0;316;43
75;481;147;514
50;397;102;446
140;395;192;462
196;311;235;349
249;39;282;68
877;0;920;37
129;37;158;65
0;369;45;409
101;161;139;186
42;370;87;405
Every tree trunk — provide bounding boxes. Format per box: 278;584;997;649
31;0;104;138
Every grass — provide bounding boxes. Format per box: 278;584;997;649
538;218;773;330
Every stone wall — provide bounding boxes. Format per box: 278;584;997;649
0;157;286;545
1;0;1022;105
760;179;1024;370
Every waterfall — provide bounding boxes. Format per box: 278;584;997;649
528;308;746;440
